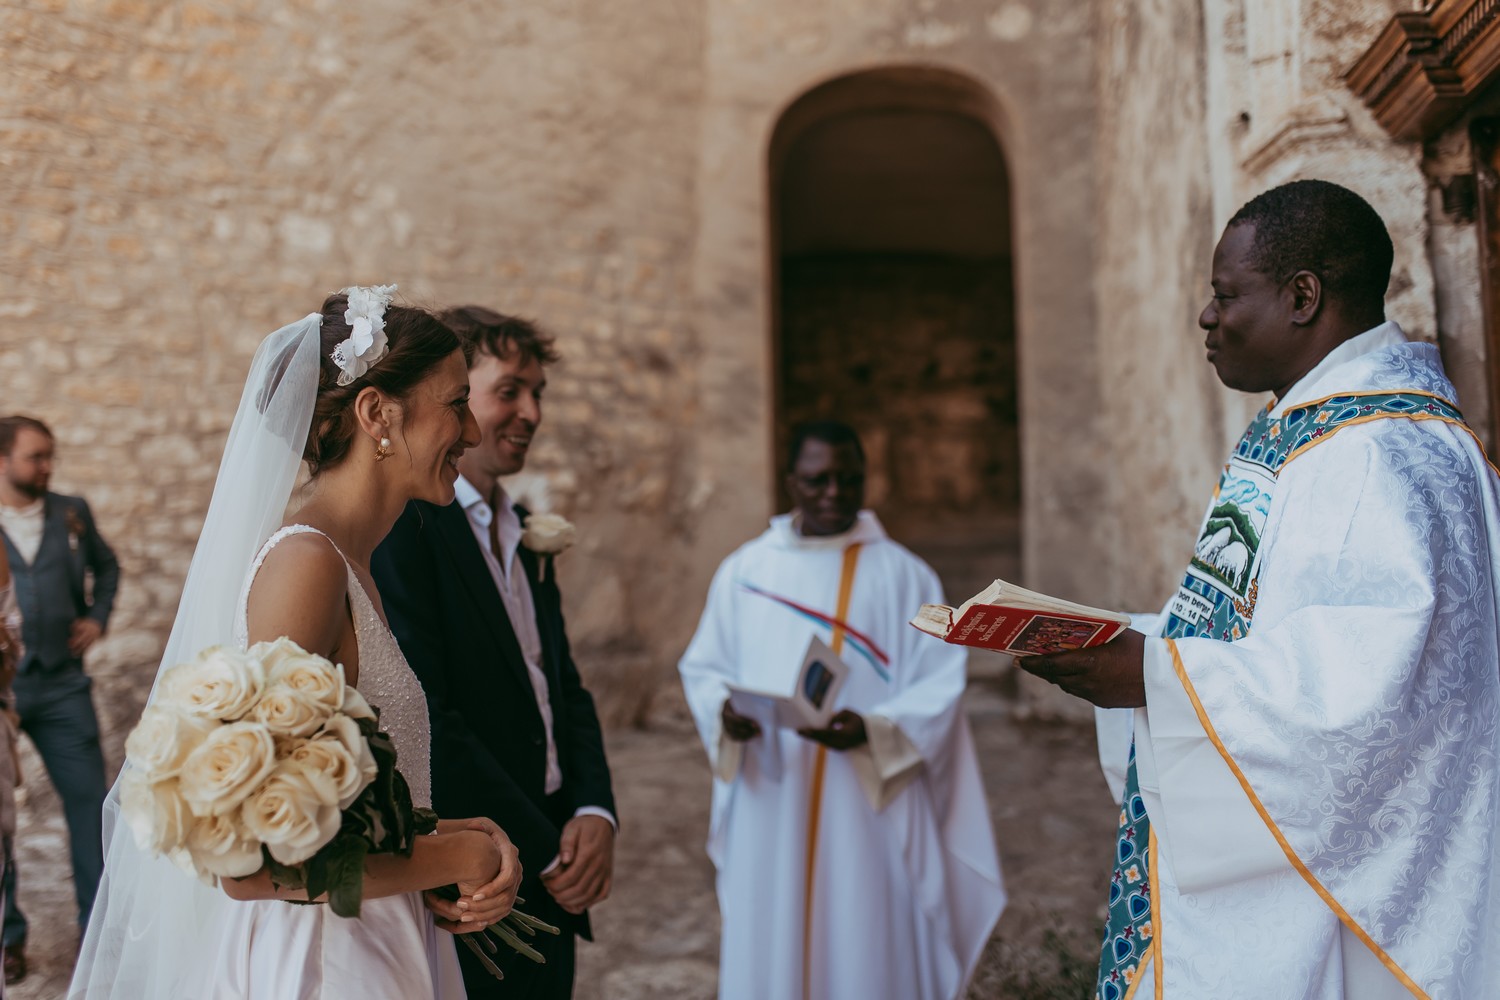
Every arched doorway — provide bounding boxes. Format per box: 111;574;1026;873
769;68;1021;606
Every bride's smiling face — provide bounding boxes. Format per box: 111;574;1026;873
389;350;480;505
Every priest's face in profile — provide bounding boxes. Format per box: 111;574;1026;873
1198;222;1314;396
787;438;865;537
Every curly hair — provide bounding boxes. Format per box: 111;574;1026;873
1227;179;1393;309
439;305;560;370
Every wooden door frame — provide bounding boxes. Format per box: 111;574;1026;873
1469;116;1500;448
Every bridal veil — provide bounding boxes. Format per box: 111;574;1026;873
69;314;322;998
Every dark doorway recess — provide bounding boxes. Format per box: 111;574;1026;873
770;68;1021;602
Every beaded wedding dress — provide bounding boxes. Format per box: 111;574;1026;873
192;525;465;999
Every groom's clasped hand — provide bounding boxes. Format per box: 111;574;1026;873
540;814;616;915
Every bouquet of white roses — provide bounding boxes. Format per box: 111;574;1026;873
120;638;431;918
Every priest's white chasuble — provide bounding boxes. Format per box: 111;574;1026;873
680;511;1006;1000
1096;324;1500;999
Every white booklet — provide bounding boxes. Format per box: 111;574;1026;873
727;635;850;731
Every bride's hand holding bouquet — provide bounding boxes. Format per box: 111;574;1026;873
121;638;520;922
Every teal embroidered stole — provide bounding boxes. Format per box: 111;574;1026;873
1093;390;1464;1000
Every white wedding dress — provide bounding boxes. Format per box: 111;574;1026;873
193;524;466;1000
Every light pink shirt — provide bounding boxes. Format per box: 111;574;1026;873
454;477;616;849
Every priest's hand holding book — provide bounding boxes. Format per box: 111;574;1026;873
796;710;867;750
720;699;869;749
1017;630;1147;708
721;699;762;742
910;577;1146;708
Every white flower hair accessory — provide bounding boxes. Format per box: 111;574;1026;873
330;284;397;386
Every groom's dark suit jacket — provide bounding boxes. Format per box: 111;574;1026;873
371;499;616;958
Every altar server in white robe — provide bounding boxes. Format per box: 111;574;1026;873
678;420;1005;1000
1023;180;1500;1000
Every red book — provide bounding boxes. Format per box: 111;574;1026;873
910;579;1130;657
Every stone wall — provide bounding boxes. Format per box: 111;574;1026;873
1;0;710;739
8;0;1493;738
4;0;1108;734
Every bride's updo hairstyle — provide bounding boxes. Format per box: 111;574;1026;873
304;292;461;476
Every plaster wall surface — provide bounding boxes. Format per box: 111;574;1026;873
691;0;1106;614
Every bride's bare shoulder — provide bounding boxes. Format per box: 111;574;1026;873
245;530;348;652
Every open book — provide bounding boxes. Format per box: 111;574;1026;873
910;579;1130;656
726;635;849;730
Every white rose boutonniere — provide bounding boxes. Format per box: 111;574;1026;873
521;512;576;583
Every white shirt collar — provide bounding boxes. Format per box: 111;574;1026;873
456;475;521;572
1271;320;1407;417
454;474;486;515
767;509;889;551
0;498;43;519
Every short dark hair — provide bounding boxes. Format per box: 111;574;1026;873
1227;179;1394;308
305;294;462;476
786;420;865;472
0;415;53;458
439;305;560;370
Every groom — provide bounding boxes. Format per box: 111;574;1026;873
373;306;617;999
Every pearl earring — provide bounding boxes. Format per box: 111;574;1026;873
375;437;394;461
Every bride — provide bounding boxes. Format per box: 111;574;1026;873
70;287;522;998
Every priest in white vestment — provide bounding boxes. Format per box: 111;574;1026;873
1023;180;1500;1000
678;420;1005;1000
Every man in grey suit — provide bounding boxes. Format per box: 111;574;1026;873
0;416;117;983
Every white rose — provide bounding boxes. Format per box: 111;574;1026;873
159;646;267;722
120;768;194;855
521;512;576;555
246;636;314;675
185;813;264;879
177;721;278;817
264;648;345;717
340;686;376;722
250;684;331;738
319;713;379;793
240;762;343;866
289;730;375;810
124;705;216;780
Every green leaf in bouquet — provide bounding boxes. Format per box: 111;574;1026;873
343;784;389;846
388;767;416;851
363;732;404;853
326;837;369;919
411;806;439;837
263;848;308;893
303;842;333;905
